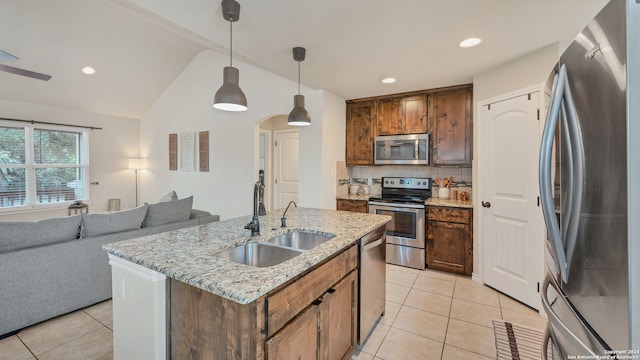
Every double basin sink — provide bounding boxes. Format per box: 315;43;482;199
214;230;336;267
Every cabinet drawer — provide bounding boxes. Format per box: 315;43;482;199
427;206;471;224
266;245;358;337
337;199;368;213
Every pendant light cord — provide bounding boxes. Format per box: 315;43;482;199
229;20;233;67
297;60;301;95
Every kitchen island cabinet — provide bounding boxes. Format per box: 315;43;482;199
426;206;473;275
103;208;389;360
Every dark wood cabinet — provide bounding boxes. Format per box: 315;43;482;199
376;97;402;135
345;101;376;166
426;206;472;275
429;88;472;165
319;270;357;360
336;199;368;213
169;245;358;360
376;95;427;136
346;84;471;166
268;270;357;360
400;95;428;134
267;305;319;360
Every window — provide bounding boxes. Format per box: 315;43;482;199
0;121;89;210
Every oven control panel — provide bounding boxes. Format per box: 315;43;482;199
382;177;432;189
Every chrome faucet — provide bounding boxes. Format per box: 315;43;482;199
258;170;266;216
281;201;297;228
244;181;261;236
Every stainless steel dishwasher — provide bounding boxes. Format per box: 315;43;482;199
358;226;386;344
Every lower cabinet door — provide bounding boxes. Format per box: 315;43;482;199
320;271;357;360
427;221;471;275
266;304;319;360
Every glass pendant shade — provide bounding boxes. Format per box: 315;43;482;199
288;94;311;126
213;66;247;112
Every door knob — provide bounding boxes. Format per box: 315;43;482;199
482;201;491;208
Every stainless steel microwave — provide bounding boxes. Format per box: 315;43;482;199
374;134;429;165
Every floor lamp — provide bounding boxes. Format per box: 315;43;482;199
128;158;144;207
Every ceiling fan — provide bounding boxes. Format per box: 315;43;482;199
0;49;51;81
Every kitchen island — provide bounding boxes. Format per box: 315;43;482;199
103;207;390;360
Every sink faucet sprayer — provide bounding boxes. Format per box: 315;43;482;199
244;181;262;236
281;201;297;228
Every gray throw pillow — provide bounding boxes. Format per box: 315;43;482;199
143;196;193;228
81;204;149;238
0;215;83;253
158;190;178;203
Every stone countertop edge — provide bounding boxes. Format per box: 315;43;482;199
425;198;473;209
103;207;391;305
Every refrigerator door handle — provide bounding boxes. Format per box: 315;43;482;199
561;74;585;275
560;102;574;243
540;67;569;282
541;276;597;356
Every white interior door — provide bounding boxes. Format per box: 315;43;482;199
479;91;544;310
274;130;299;209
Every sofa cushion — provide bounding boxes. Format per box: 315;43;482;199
158;190;178;203
0;215;82;253
143;196;193;228
81;204;149;238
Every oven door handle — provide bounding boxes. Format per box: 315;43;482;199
368;201;426;210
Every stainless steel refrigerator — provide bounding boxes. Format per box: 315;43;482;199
539;0;640;357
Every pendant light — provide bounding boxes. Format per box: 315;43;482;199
288;47;311;126
213;0;247;112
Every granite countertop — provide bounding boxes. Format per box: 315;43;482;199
336;194;372;201
103;207;390;305
426;198;473;209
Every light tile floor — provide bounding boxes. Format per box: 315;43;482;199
0;264;547;360
353;264;548;360
0;301;113;360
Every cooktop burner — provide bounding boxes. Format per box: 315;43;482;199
369;177;432;204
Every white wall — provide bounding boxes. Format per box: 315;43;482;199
319;91;346;209
0;98;140;220
140;50;342;219
471;43;560;275
473;43;560;103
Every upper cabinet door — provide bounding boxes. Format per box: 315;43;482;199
345;101;376;166
430;89;472;165
377;96;427;135
400;95;428;134
376;98;402;136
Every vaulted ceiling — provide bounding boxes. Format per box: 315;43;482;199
0;0;609;119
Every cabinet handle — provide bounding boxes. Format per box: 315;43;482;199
326;288;336;294
482;201;491;208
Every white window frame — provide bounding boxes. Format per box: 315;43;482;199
0;120;90;213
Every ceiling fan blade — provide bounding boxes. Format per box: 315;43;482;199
0;64;51;81
0;49;19;62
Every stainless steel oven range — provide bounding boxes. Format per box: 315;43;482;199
368;177;431;270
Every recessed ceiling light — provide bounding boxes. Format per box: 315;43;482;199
381;77;396;84
458;38;482;48
82;66;96;75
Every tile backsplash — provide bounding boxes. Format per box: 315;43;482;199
337;164;473;199
350;165;472;183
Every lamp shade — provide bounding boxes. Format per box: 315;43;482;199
288;95;311;126
128;158;145;170
213;66;247;112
